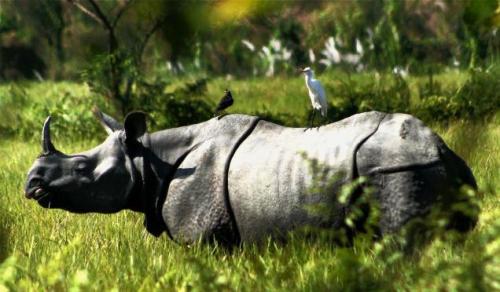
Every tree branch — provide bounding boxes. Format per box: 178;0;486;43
137;20;163;63
112;0;134;28
68;0;104;26
85;0;113;30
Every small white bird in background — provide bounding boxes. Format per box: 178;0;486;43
301;67;328;128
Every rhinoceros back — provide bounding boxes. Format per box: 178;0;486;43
161;112;477;244
228;112;386;242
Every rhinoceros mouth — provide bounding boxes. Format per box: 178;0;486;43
26;186;51;201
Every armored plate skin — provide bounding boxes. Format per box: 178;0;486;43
226;112;476;242
25;111;477;246
159;112;475;243
160;115;260;244
356;113;476;233
227;112;385;242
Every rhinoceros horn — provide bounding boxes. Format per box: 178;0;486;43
41;116;57;154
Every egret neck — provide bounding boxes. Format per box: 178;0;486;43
304;70;314;91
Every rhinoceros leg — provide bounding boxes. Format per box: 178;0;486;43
364;164;447;233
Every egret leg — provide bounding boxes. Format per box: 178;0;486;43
320;113;328;127
310;110;317;128
307;109;314;128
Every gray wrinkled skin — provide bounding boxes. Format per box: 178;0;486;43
228;112;385;241
25;111;477;245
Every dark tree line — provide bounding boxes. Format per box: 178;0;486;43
1;0;498;113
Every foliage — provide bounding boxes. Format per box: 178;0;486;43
1;1;498;80
325;72;411;121
0;82;111;142
128;78;215;130
69;0;167;113
0;77;218;144
1;67;498;145
416;65;500;121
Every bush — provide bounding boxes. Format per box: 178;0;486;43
417;65;500;121
320;72;412;122
0;78;216;142
453;66;500;118
0;82;113;143
127;78;215;131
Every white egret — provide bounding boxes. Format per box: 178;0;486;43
302;67;328;127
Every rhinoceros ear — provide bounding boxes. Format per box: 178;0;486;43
124;111;147;142
92;107;123;135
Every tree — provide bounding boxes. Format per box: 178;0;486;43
1;0;67;79
68;0;164;113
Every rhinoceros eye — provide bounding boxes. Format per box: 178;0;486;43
74;161;90;174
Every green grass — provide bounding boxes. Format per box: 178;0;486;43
0;72;499;290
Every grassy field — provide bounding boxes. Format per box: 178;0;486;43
0;71;499;290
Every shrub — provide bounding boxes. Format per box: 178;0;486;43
453;66;500;118
0;82;113;144
127;78;214;131
0;78;215;142
417;65;500;121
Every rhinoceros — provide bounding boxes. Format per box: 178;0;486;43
25;110;477;245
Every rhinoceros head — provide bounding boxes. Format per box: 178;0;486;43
25;110;147;213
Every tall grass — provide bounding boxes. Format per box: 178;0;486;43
0;71;498;290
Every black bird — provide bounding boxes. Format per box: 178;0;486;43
214;89;234;118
